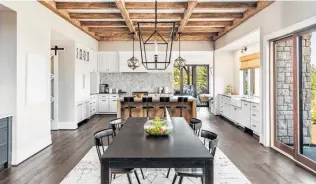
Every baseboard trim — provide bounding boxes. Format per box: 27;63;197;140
58;121;78;130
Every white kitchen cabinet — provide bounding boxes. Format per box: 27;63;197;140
98;52;119;73
250;102;260;135
230;105;241;124
109;99;117;113
241;101;251;128
98;98;110;113
76;103;83;123
82;101;90;120
90;72;99;94
90;94;97;117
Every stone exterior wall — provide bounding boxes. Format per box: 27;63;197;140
301;34;312;144
275;35;312;145
276;39;294;145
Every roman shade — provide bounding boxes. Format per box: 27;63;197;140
240;52;260;70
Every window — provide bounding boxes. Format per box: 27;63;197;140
240;68;259;96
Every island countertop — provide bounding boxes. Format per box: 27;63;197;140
117;96;197;102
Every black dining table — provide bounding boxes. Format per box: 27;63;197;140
101;117;214;184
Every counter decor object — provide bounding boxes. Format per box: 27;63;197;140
144;116;173;136
224;84;233;95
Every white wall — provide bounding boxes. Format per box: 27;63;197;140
232;43;260;94
215;1;316;147
0;1;98;165
213;51;234;115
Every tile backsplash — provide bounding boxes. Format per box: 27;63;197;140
100;73;173;93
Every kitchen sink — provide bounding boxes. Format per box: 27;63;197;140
230;97;242;108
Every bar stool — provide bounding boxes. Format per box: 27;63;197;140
189;118;202;136
175;97;188;117
124;97;136;117
142;97;154;118
159;97;171;117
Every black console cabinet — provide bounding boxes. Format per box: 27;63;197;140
0;116;12;169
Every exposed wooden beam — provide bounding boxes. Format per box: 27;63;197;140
100;34;214;41
214;1;274;40
125;2;186;9
178;0;198;33
115;0;136;33
135;27;175;32
133;22;179;27
186;21;233;27
70;13;123;19
89;27;130;32
182;27;224;33
38;0;100;40
195;2;257;9
130;13;182;20
191;13;243;19
56;2;117;9
81;21;127;27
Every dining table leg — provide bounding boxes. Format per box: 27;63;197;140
204;159;214;184
101;158;111;184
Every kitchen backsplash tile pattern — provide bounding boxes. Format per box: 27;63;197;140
100;73;173;93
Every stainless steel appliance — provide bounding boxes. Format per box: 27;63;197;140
99;84;109;93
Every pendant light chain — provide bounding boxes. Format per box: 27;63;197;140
179;33;181;57
132;33;135;57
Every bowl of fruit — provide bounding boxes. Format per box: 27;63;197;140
144;117;173;136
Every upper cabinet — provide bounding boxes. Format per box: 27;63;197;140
119;51;173;73
98;52;119;73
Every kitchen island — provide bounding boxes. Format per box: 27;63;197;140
117;96;197;123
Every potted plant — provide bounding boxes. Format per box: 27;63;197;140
312;112;316;144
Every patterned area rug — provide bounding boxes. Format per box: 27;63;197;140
61;146;251;184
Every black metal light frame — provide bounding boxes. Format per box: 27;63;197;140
137;0;176;70
127;33;140;70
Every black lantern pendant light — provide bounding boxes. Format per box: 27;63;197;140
127;33;140;70
174;33;186;69
137;0;176;70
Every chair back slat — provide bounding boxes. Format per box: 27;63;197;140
94;128;113;160
201;130;219;156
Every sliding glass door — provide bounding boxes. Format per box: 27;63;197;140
297;30;316;170
273;36;296;156
272;29;316;171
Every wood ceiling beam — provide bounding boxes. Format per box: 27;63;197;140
195;2;257;9
135;27;175;32
55;2;117;9
190;13;243;19
81;21;127;27
182;27;224;33
125;2;186;9
38;0;100;40
130;13;182;20
89;27;130;32
178;0;198;33
100;34;214;41
214;0;274;40
133;22;179;27
186;21;233;27
69;13;123;19
115;0;136;33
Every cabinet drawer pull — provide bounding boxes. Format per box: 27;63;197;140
252;106;256;108
252;114;256;116
102;100;107;102
252;125;256;127
112;100;116;101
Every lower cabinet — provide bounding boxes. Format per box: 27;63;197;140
0;116;12;169
241;101;251;128
76;100;90;123
230;106;241;124
98;94;118;114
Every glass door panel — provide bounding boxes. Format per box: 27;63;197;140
274;37;295;155
298;31;316;169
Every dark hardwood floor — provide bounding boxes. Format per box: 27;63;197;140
0;110;315;184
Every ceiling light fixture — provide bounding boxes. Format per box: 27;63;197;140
137;0;176;70
174;33;186;69
127;33;140;70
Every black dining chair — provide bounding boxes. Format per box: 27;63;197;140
109;118;123;137
142;97;154;118
94;129;141;184
159;97;171;117
189;118;202;136
124;97;136;117
170;130;219;184
175;97;188;117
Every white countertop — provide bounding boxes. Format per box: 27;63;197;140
219;94;260;104
0;113;12;119
118;95;197;102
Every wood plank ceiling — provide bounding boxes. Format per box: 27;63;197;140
39;0;273;41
